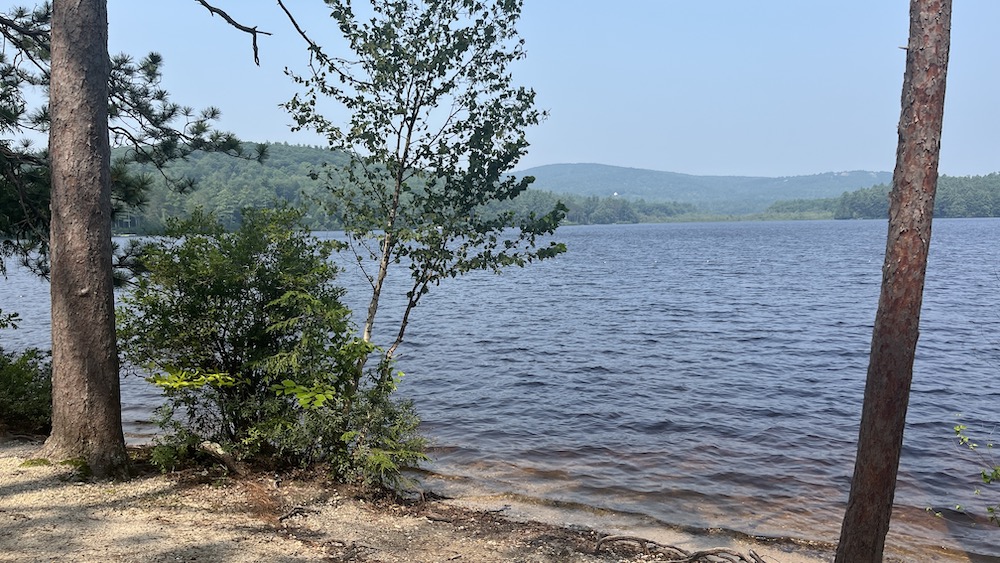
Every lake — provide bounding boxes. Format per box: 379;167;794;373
3;219;999;560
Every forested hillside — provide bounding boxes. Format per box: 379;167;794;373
115;143;698;232
117;143;347;232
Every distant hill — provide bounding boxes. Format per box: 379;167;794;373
515;163;893;214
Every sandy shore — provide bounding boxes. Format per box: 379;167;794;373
0;436;840;562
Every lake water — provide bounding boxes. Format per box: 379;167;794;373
3;219;1000;560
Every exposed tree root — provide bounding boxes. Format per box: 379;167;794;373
197;440;246;476
595;534;767;562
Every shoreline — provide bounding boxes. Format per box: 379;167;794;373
1;436;837;562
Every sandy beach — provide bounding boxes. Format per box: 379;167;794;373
0;436;841;562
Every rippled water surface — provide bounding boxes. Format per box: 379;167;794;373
3;219;1000;560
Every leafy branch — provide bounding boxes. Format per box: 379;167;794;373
954;419;1000;525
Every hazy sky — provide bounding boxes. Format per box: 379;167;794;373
94;1;1000;177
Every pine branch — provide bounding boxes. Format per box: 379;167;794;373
0;14;48;39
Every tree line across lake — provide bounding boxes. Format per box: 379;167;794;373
114;143;699;233
766;174;1000;220
116;142;1000;234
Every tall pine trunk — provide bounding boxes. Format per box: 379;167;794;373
835;1;951;560
40;0;127;478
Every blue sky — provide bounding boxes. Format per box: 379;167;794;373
97;1;1000;177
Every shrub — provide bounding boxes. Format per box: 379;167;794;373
117;207;425;484
0;346;52;435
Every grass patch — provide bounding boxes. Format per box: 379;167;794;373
20;458;52;467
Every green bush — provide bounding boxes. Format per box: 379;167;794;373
0;346;52;435
117;207;425;484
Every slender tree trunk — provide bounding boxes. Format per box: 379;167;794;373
362;231;394;346
40;0;127;478
835;1;951;560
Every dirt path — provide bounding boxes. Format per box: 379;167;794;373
0;437;835;562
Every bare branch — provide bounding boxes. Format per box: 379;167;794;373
193;0;271;65
275;0;356;83
275;0;319;53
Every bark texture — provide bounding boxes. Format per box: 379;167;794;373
40;0;127;478
834;1;951;561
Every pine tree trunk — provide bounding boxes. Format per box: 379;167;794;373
834;1;951;560
40;0;127;478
